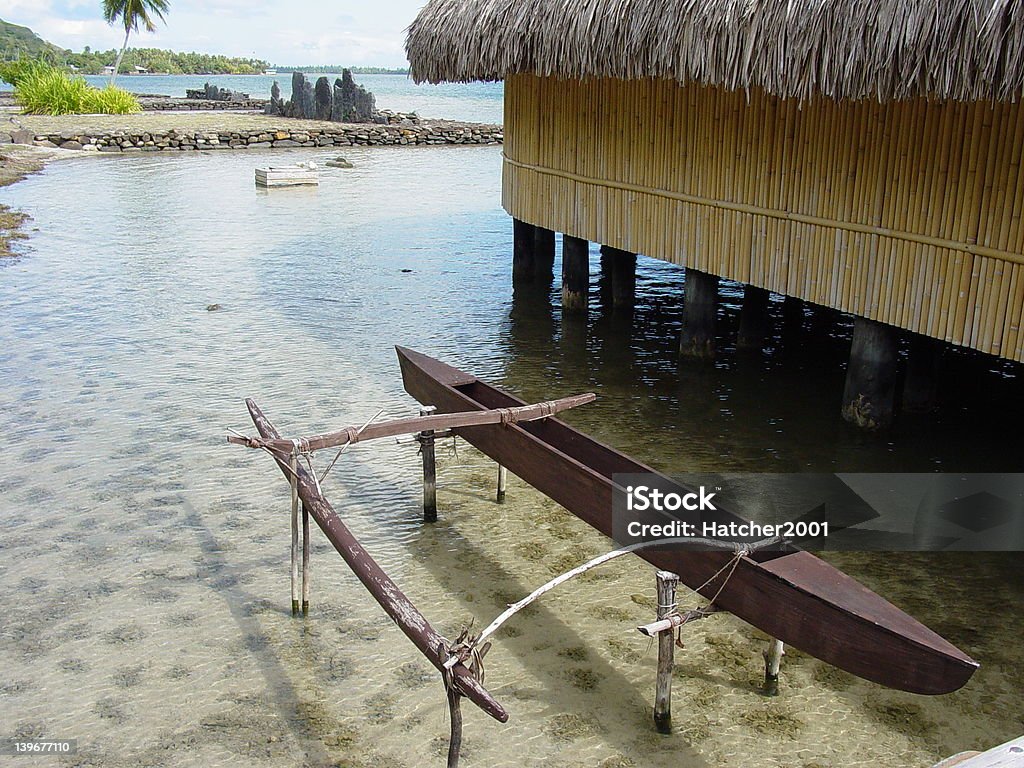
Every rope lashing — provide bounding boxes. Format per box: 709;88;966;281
442;534;787;671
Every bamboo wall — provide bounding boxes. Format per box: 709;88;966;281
502;74;1024;361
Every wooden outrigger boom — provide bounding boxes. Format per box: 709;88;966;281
242;398;509;724
230;394;596;453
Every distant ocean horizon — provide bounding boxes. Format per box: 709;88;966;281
82;72;505;124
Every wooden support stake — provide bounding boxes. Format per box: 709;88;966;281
420;405;437;523
763;638;785;696
447;690;464;768
290;449;300;617
301;501;310;616
246;398;508;723
654;570;679;733
496;464;507;503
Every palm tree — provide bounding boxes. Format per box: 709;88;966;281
102;0;169;85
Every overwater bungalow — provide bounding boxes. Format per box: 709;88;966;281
406;0;1024;429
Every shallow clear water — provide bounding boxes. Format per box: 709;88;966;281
0;148;1021;768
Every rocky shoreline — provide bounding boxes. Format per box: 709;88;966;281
3;119;502;152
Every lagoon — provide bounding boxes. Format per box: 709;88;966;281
0;142;1021;766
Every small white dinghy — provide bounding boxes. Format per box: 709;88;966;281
255;161;319;188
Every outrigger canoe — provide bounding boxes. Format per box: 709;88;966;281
396;346;979;695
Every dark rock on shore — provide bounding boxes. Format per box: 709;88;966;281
186;83;250;101
314;77;333;121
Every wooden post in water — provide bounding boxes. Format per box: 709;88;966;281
654;570;679;733
301;501;311;616
842;317;899;429
738;285;771;351
782;295;805;336
290;449;300;616
680;269;718;358
513;218;536;283
604;246;637;310
763;638;785;696
598;245;614;306
496;464;508;503
903;334;942;413
420;405;438;522
562;235;590;312
533;226;555;282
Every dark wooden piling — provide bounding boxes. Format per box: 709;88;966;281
782;295;805;336
680;269;718;358
737;285;770;351
603;246;636;310
533;226;555;282
512;218;536;283
654;570;678;733
903;334;942;413
842;317;899;429
562;235;590;312
420;405;438;522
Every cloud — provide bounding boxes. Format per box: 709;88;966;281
0;0;426;65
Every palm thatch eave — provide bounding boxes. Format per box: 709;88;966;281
405;0;1024;103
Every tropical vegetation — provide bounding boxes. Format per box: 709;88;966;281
101;0;169;84
10;61;140;114
64;47;269;75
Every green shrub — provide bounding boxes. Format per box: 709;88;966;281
15;68;91;114
14;69;141;115
0;58;51;87
84;85;141;114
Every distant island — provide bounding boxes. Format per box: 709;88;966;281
0;18;409;76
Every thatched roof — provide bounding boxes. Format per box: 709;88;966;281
406;0;1024;102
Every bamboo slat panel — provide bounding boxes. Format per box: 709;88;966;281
503;74;1024;361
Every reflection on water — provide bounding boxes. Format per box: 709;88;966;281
0;148;1021;768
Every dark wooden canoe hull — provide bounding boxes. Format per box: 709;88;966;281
396;346;979;695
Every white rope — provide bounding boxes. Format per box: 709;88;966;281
443;534;784;670
318;408;385;483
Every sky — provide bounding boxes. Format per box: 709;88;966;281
0;0;430;66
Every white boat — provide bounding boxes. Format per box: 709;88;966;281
263;69;278;75
255;162;319;188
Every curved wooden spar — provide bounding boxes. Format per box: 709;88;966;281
244;398;509;723
229;393;595;452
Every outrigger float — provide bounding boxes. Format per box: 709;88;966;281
228;346;979;766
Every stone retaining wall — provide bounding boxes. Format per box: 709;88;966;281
139;97;269;111
4;121;503;151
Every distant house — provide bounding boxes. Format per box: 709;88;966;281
133;66;148;74
101;65;114;75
